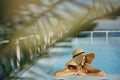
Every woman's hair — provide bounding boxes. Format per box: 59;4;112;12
67;65;77;70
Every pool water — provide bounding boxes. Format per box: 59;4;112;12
48;37;120;75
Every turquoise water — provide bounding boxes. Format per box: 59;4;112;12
48;37;120;75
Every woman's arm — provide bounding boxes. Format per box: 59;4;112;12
54;68;77;77
84;64;106;76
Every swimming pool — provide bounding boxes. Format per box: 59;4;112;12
48;36;120;76
20;36;120;80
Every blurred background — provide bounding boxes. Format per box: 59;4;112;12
0;0;120;80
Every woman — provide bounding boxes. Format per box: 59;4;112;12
55;49;105;77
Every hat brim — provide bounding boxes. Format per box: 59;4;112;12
85;53;95;64
66;53;95;67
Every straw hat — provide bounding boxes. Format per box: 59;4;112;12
66;49;95;66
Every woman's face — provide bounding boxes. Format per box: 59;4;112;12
68;65;77;71
81;56;85;66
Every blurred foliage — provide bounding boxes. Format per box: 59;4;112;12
0;0;120;79
0;0;119;40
